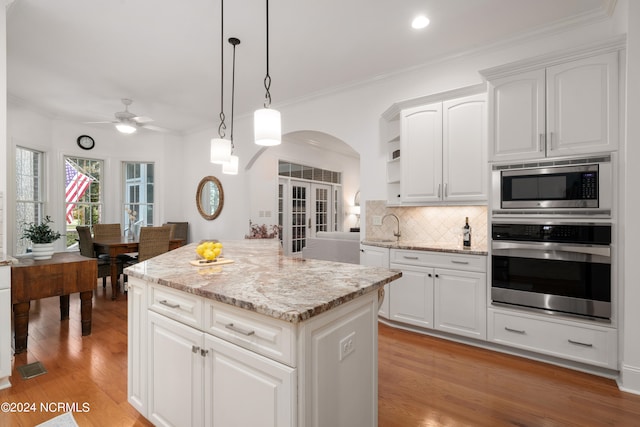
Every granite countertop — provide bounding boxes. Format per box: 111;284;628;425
124;239;401;324
361;240;488;256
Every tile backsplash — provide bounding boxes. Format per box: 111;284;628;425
365;200;488;249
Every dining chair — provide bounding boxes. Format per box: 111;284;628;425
76;225;122;289
124;225;172;267
166;221;188;243
93;223;122;240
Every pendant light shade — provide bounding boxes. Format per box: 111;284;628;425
254;0;281;146
211;138;231;164
254;108;281;146
222;155;239;175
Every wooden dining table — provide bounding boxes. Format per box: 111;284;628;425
93;237;184;300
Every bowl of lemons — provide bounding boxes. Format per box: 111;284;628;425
196;241;223;261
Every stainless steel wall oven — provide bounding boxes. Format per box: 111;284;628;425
491;222;612;320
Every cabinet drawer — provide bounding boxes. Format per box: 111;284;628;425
148;284;203;329
391;249;486;272
489;310;617;369
204;301;296;367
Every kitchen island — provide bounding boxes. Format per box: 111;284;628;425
125;239;401;427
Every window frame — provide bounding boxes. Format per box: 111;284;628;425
14;146;45;255
122;161;155;236
63;156;104;250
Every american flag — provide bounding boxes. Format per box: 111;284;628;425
65;160;92;224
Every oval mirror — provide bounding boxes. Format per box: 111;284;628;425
196;176;224;220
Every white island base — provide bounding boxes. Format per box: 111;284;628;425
129;279;379;427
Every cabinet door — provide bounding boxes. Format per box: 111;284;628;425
127;278;147;416
400;103;443;203
204;334;295;427
488;69;545;162
389;264;434;328
434;269;486;339
148;311;204;427
546;51;618;156
443;93;487;202
0;282;10;388
360;245;391;318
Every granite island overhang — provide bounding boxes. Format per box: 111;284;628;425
125;239;402;427
124;239;402;323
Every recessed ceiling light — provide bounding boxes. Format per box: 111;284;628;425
412;15;430;30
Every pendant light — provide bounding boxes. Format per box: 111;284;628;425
211;0;231;164
223;37;240;175
254;0;281;146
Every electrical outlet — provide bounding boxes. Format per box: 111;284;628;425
372;216;383;226
339;332;356;361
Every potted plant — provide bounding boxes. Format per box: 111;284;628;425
22;215;62;260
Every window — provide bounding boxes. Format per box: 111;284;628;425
64;157;103;249
15;147;44;255
123;162;154;237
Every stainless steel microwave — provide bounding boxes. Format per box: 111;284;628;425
492;156;612;215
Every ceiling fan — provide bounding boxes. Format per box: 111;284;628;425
86;99;168;134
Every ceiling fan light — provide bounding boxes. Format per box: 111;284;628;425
254;108;281;146
210;137;232;164
222;155;239;175
115;122;137;134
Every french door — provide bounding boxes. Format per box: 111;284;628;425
280;179;334;255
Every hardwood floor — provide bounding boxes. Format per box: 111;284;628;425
378;323;640;427
0;282;152;427
1;284;639;426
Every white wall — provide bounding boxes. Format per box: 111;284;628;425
620;0;640;394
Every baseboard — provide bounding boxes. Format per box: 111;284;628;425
618;364;640;395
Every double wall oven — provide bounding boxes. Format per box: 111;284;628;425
490;155;614;321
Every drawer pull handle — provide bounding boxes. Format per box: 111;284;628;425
159;300;180;309
451;260;469;265
568;339;593;348
192;345;200;354
403;256;419;260
505;326;526;334
225;323;255;336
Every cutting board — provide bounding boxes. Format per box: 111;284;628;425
190;258;234;267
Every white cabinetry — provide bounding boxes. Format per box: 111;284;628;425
488;308;618;369
486;50;619;162
400;93;487;204
129;277;380;427
360;244;390;318
389;249;487;340
147;310;204;427
384;119;401;205
0;266;10;390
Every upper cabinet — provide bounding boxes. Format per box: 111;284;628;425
483;40;623;162
399;92;487;204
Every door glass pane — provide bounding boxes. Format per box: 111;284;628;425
315;187;329;233
291;184;307;253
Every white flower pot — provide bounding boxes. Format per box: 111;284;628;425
31;242;54;260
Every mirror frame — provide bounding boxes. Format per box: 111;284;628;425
196;176;224;220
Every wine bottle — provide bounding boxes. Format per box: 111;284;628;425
463;217;471;248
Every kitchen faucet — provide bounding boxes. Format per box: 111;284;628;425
382;213;401;242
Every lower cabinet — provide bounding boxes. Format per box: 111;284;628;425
0;266;11;390
129;276;380;427
360;244;391;318
147;311;295;427
389;249;487;340
488;308;618;369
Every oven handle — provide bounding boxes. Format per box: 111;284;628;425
492;241;610;257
